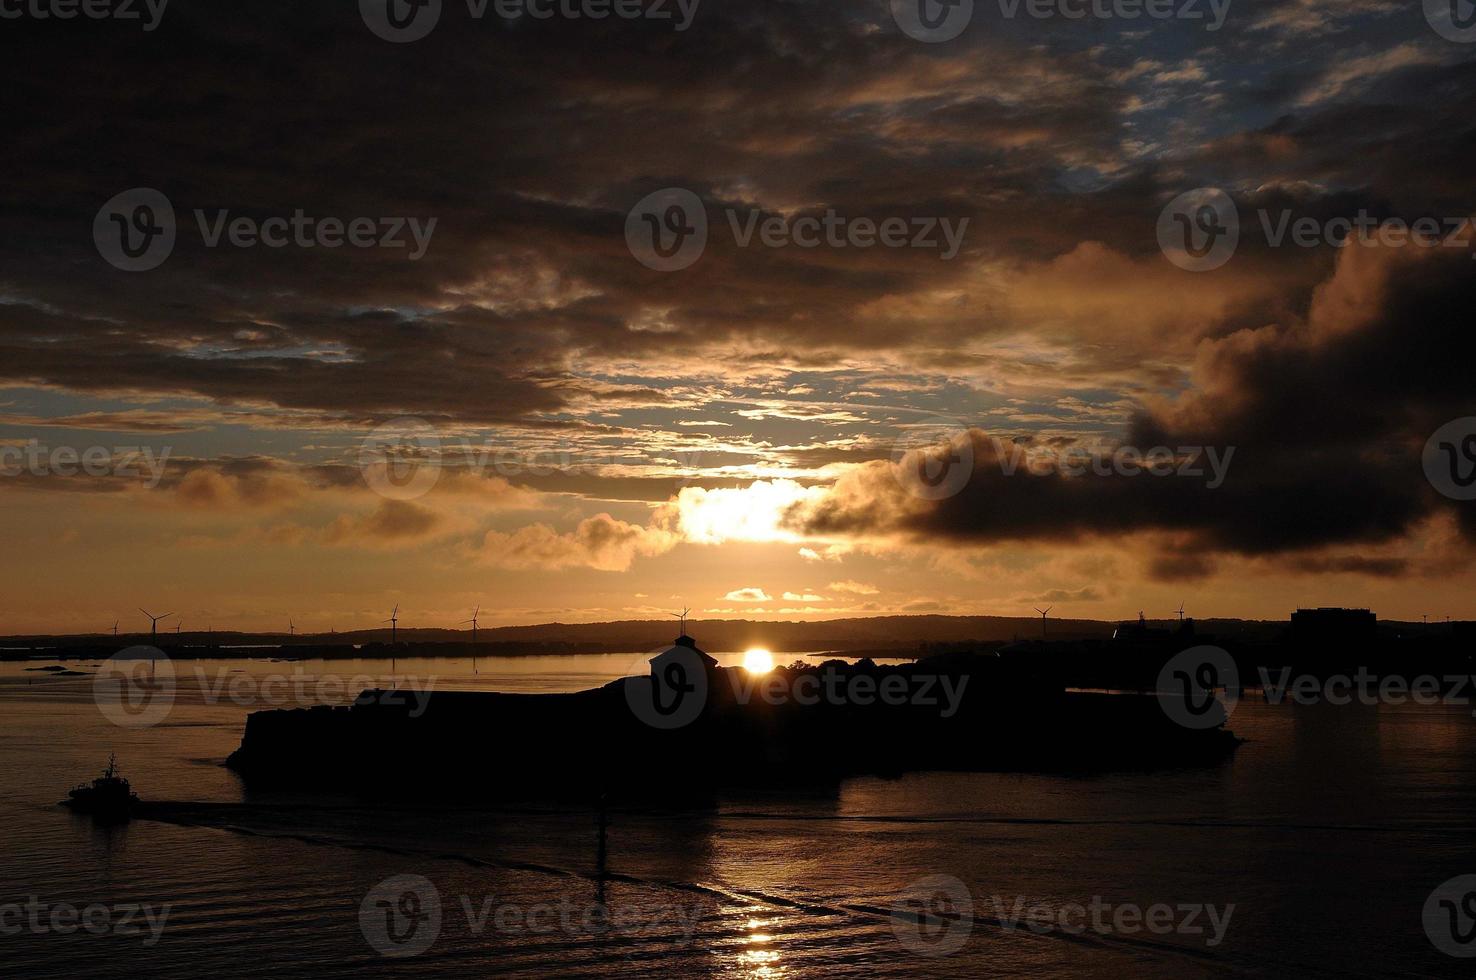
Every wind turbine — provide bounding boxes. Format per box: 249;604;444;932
671;606;691;638
111;620;119;638
1034;606;1052;642
383;604;400;682
461;606;480;675
289;618;295;638
139;608;171;642
383;604;399;645
1175;601;1186;624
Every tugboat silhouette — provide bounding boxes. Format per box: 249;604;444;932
61;754;140;823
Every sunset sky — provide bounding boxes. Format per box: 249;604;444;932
3;0;1475;633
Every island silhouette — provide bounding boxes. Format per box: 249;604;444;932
222;627;1242;802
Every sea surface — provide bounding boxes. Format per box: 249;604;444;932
3;653;1475;977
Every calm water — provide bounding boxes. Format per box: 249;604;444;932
3;654;1475;977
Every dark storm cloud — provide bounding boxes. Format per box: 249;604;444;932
0;0;1205;427
792;238;1476;565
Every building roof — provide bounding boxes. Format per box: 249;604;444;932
652;634;719;667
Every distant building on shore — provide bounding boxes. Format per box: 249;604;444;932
1290;608;1377;644
1112;611;1196;643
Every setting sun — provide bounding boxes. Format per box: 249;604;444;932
742;648;775;674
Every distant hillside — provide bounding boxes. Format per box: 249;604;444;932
1;614;1301;653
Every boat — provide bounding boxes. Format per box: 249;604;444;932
62;754;140;821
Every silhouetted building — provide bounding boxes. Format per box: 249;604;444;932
1112;611;1170;642
1290;608;1376;644
653;632;718;671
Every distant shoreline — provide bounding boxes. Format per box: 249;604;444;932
0;641;934;662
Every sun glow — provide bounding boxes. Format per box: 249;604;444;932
665;479;826;545
743;648;775;674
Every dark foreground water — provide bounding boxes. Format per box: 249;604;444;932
3;655;1476;977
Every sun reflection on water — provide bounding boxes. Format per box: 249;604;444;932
735;913;786;978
